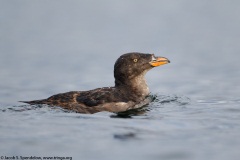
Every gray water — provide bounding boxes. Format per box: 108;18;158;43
1;1;240;160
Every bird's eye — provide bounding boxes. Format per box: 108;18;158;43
133;59;138;63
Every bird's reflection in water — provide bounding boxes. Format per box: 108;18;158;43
110;105;149;118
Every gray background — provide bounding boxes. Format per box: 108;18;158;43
1;0;239;105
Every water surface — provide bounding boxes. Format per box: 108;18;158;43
1;1;240;160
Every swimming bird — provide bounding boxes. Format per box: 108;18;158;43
20;52;170;114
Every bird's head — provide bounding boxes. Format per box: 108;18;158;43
114;52;170;86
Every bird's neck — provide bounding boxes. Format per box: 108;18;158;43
115;73;150;98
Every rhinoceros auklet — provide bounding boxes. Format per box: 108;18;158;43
20;52;170;114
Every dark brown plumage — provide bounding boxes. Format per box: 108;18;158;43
20;52;170;114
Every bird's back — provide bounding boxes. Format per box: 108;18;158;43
20;87;145;113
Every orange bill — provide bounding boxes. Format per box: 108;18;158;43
149;57;170;67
